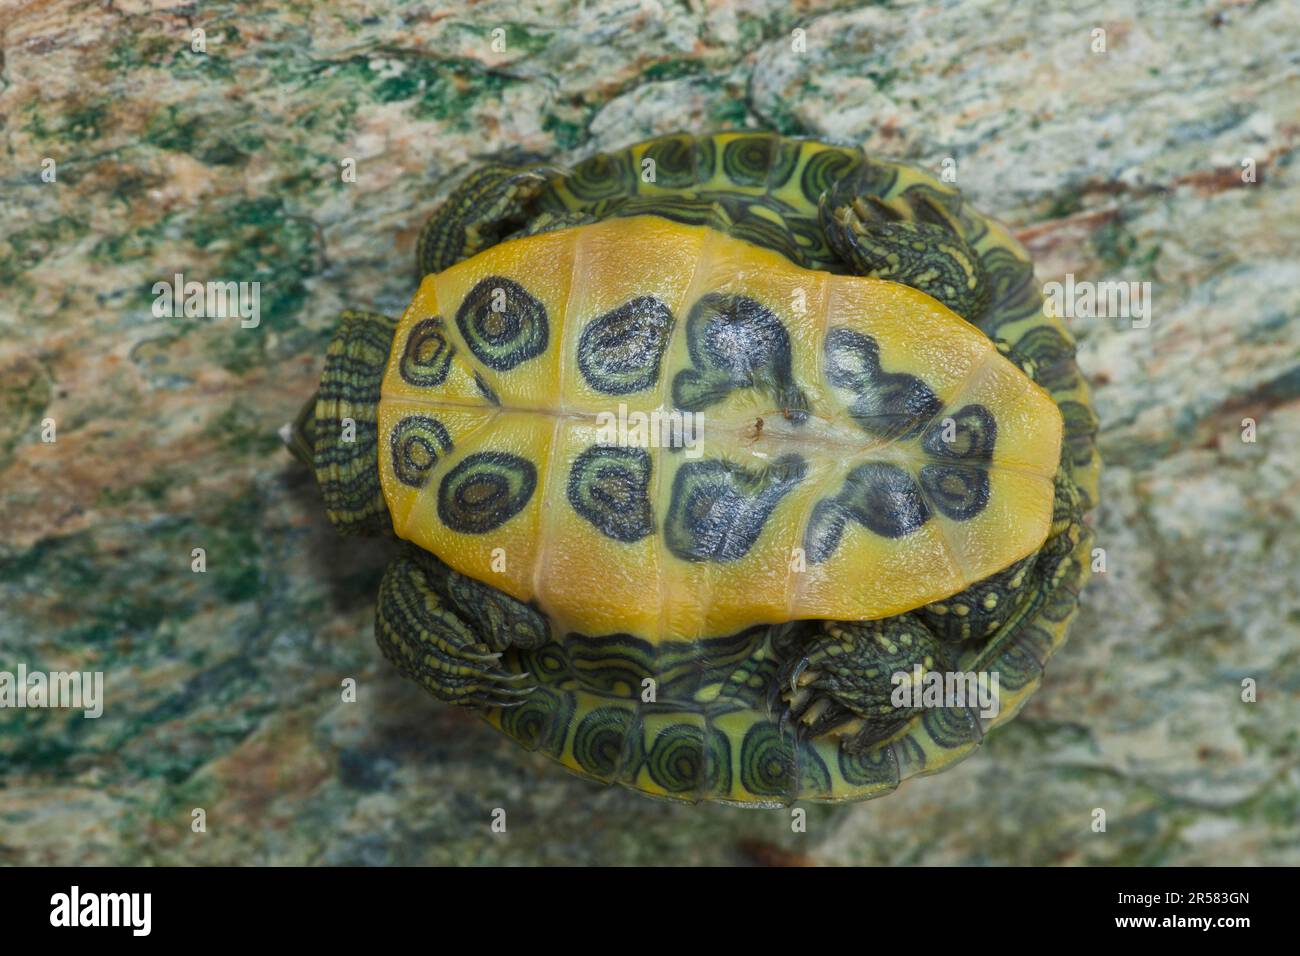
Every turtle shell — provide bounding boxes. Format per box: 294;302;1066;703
381;215;1060;639
367;132;1098;804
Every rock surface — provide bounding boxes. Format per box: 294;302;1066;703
1;0;1296;865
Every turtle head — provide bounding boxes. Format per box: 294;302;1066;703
285;310;400;536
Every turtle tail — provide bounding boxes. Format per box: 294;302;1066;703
291;309;400;535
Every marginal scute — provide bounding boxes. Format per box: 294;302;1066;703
645;722;728;795
799;147;863;204
739;722;796;799
721;133;798;189
1011;325;1079;393
640;134;697;189
565;149;636;201
572;706;640;779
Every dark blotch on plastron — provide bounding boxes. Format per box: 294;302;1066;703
919;464;990;521
697;293;789;383
665;454;806;562
922;404;997;461
390;415;453;488
454;276;548;371
567;445;655;542
437;451;537;533
672;292;807;420
804;461;930;562
577;296;674;395
399;318;455;387
824;327;941;440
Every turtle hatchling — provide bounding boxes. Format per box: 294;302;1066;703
288;131;1099;805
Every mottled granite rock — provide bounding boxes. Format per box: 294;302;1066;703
1;0;1296;865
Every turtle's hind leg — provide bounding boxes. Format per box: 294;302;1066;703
779;615;954;753
376;548;540;709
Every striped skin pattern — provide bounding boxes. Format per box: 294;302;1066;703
309;132;1098;805
312;310;399;535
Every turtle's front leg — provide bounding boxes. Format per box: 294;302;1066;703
376;548;538;709
819;173;989;321
416;163;560;277
778;615;954;752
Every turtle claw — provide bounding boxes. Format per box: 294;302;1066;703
763;680;784;723
492;699;529;709
787;656;810;696
469;659;539;703
479;678;539;709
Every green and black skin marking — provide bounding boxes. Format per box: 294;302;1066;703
821;166;991;320
293;310;398;535
291;131;1099;805
779;614;957;749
